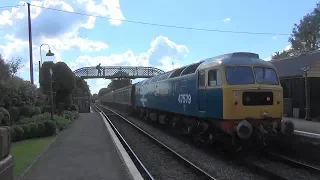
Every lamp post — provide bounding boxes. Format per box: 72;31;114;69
47;67;54;121
300;66;311;121
39;44;55;79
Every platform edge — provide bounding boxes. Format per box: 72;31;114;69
98;112;144;180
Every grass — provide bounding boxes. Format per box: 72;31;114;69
10;136;56;177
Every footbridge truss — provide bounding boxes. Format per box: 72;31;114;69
73;66;165;79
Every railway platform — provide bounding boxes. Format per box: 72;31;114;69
284;117;320;140
20;112;142;180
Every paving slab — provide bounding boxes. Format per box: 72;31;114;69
20;113;131;180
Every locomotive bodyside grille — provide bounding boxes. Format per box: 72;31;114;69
242;91;273;106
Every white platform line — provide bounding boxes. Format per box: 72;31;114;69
294;130;320;139
98;112;143;180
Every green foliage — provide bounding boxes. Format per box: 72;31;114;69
9;106;20;122
63;110;74;121
52;62;76;92
70;104;78;111
44;120;57;136
0;107;10;125
20;105;31;117
57;102;65;114
39;61;55;94
20;124;31;139
12;125;24;141
272;2;320;59
9;127;16;142
74;77;90;96
0;55;10;82
29;123;39;138
72;110;79;119
56;92;73;109
37;122;46;137
54;117;71;131
30;106;41;116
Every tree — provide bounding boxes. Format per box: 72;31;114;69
0;55;10;82
74;77;90;96
272;49;296;60
8;57;23;76
40;61;76;109
272;2;320;59
98;88;111;97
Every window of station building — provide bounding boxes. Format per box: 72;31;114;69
208;69;222;86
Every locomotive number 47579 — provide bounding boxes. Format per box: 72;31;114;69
178;94;192;104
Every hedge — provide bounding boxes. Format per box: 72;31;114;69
7;108;80;142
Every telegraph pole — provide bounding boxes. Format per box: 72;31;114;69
27;3;34;84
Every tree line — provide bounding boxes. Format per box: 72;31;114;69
272;2;320;59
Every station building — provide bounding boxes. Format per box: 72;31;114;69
270;51;320;119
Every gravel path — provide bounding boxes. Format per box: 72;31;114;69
105;111;208;180
98;105;267;180
20;113;131;180
99;104;320;180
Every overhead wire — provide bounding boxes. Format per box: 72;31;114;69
29;4;290;36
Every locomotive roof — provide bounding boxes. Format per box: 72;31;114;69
197;52;274;70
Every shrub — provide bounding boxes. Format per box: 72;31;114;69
42;106;55;114
44;120;57;136
29;123;38;138
72;110;79;119
37;122;46;137
11;98;18;106
8;127;16;142
30;106;41;116
70;104;78;111
63;111;73;121
0;107;10;126
20;105;31;117
12;125;24;141
20;124;31;139
57;102;64;115
54;117;71;131
9;106;20;123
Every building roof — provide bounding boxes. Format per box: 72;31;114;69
270;51;320;78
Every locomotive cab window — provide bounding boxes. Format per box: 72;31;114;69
198;70;205;87
208;69;222;86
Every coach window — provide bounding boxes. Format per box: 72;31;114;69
208;69;222;86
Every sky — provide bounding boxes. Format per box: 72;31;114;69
0;0;318;94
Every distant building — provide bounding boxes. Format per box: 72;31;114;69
270;51;320;119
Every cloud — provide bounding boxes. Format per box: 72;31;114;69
223;18;231;22
272;36;277;40
73;36;188;93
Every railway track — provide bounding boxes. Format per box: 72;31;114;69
95;103;320;180
263;151;320;174
93;104;217;180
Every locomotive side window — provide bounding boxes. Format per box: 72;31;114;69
198;70;205;87
208;69;222;86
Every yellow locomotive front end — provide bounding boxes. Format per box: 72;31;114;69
219;65;294;147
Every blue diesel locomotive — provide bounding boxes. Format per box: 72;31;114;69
100;52;295;150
